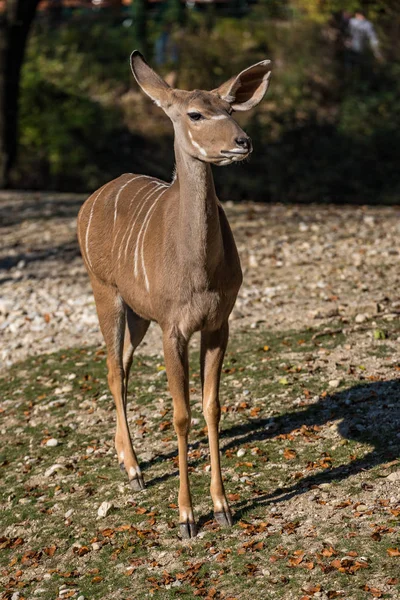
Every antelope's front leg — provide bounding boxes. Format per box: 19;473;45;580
201;322;233;527
163;330;196;539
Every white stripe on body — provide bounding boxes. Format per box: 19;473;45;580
85;183;110;270
138;186;169;291
115;180;156;264
111;175;152;256
124;182;167;263
113;175;138;225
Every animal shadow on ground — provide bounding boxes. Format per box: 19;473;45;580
142;378;400;527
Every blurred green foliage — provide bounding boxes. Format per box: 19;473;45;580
14;3;400;202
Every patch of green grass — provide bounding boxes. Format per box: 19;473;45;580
1;324;399;600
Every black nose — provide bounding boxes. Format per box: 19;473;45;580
235;136;252;151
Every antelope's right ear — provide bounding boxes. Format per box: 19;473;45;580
212;60;272;111
130;51;171;108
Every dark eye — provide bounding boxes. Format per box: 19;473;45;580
188;112;204;122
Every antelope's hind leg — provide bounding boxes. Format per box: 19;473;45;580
90;277;148;492
201;323;233;527
120;308;150;490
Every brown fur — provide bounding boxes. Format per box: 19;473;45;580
77;52;271;538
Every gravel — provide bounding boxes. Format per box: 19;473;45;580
1;191;400;371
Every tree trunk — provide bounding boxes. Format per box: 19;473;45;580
0;0;40;188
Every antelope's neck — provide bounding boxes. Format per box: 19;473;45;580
173;143;223;280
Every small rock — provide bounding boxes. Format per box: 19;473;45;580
45;463;65;477
148;385;156;393
237;448;246;458
97;501;113;518
356;504;368;512
355;313;368;323
60;590;76;597
64;509;74;519
46;438;58;447
248;254;258;268
0;299;13;315
61;384;73;393
48;399;66;408
328;379;340;388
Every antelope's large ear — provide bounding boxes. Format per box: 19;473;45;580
212;60;272;112
130;50;171;108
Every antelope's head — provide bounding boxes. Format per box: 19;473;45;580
130;51;272;166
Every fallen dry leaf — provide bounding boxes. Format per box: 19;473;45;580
43;546;56;557
283;448;297;460
363;585;383;598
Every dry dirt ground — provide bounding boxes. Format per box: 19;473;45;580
1;192;400;370
0;192;399;600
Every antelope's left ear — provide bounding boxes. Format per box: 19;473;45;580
130;50;171;108
212;60;272;111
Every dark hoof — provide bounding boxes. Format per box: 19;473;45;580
119;462;126;472
129;475;145;491
180;521;197;539
214;509;233;527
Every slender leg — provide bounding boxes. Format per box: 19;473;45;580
90;278;145;491
118;308;150;490
201;322;233;527
162;329;196;539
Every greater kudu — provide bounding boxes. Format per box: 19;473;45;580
77;51;272;538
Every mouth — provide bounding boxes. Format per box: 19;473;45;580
217;149;251;164
220;149;250;157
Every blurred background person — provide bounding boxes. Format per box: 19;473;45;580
345;8;383;71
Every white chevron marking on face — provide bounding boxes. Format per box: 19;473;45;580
211;114;228;120
188;130;207;157
139;186;169;291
